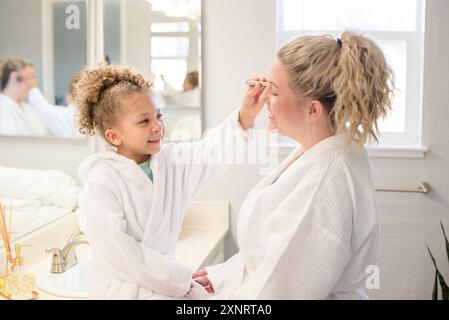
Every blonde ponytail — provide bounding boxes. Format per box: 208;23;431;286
277;31;395;145
333;31;394;144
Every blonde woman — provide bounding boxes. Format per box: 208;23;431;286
193;31;394;299
0;59;49;136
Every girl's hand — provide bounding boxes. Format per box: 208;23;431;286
192;269;215;293
238;77;267;130
192;269;207;279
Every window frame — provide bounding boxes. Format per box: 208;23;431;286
150;29;190;90
276;0;427;151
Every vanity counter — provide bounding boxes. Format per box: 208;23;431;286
1;201;229;300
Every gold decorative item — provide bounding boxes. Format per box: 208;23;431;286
0;203;39;300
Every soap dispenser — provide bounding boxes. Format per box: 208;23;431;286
4;243;36;300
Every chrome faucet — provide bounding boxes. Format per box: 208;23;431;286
46;230;89;273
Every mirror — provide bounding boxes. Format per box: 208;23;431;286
0;0;87;139
0;164;81;248
0;0;90;249
103;0;202;142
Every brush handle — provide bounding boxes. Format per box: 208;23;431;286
245;80;268;87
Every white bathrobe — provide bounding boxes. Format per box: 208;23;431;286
27;88;82;138
0;93;49;136
78;110;252;300
205;133;378;300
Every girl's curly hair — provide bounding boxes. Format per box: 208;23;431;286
74;64;152;136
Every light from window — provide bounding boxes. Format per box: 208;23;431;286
283;0;418;32
278;0;425;145
151;37;189;58
151;59;187;91
151;22;189;32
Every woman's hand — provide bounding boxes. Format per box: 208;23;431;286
192;269;215;294
238;77;267;130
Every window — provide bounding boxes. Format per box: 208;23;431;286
150;22;190;90
277;0;426;147
149;21;202;142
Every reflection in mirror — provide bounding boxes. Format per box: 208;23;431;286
103;0;202;142
0;0;87;139
0;165;81;248
0;1;87;249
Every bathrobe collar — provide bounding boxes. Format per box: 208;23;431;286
302;132;350;159
0;94;18;106
254;133;351;192
287;132;351;164
79;150;161;190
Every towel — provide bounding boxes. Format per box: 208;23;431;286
0;197;42;211
0;166;81;210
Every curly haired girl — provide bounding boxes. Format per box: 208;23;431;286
76;64;262;299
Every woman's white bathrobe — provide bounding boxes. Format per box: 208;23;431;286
205;133;378;299
78;110;252;300
28;88;82;138
0;93;49;136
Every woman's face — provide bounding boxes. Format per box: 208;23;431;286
15;65;37;101
260;59;309;142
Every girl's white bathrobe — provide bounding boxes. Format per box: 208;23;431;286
205;133;378;299
78;110;252;300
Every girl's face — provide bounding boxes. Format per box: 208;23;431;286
106;92;164;164
260;59;310;143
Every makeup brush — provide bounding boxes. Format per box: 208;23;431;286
245;79;268;87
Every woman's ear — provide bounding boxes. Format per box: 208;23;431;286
306;100;326;123
104;129;121;146
10;71;21;83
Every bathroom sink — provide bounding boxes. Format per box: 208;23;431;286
36;257;90;299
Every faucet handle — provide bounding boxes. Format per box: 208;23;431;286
45;247;65;274
45;247;60;254
68;230;86;243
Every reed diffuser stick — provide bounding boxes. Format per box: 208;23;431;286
0;205;13;265
0;220;10;265
0;222;7;272
8;204;12;237
0;204;6;230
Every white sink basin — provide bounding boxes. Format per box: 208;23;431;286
36;257;90;298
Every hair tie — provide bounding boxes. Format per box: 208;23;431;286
337;38;343;48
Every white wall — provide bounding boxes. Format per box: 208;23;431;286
197;0;277;256
366;0;449;299
0;137;94;179
0;0;448;300
0;0;43;86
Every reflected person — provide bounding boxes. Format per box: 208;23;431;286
27;70;83;138
0;59;49;136
161;71;200;108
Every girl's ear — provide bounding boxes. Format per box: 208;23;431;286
104;128;121;146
